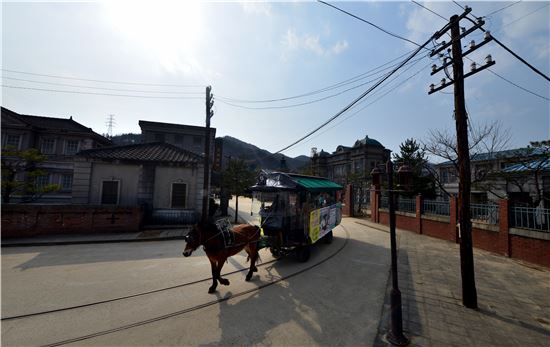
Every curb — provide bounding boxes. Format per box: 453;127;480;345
1;235;186;248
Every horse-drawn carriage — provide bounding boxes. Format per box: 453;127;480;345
250;170;343;262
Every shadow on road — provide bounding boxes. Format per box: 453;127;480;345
198;235;391;346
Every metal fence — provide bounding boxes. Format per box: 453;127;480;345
396;198;416;213
470;203;499;224
510;206;550;232
354;189;370;207
422;200;450;216
145;209;198;226
380;196;388;209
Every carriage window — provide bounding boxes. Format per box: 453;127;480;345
101;180;119;205
171;183;187;208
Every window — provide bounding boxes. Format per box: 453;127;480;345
4;134;21;149
155;133;165;142
35;174;50;188
171;183;187;208
60;174;73;191
65;140;79;155
193;136;202;145
41;138;56;154
101;181;119;204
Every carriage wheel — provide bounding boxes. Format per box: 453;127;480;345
270;247;282;259
296;245;310;263
323;231;333;244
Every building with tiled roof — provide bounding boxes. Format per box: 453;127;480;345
436;143;550;206
73;142;205;221
1;106;111;203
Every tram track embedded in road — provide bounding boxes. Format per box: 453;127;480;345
40;226;350;347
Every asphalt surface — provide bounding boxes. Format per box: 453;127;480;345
1;208;392;346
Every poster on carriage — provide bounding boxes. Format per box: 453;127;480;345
309;204;341;243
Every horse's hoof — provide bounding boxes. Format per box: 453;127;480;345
252;266;258;272
245;274;252;281
220;278;230;286
208;287;216;293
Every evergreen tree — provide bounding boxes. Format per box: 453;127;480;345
393;138;436;198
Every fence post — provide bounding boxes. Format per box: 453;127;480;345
343;184;354;217
416;194;422;234
376;186;379;223
499;198;511;257
450;196;458;243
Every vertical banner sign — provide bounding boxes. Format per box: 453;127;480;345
309;204;341;243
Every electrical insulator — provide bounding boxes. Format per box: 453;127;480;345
470;40;475;49
431;64;437;73
461;27;466;34
470;62;477;72
477;17;483;25
429;84;435;92
485;54;493;64
484;31;491;40
441;78;446;86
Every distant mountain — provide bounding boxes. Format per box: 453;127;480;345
221;136;310;171
109;133;310;172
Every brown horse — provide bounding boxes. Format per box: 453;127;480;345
182;222;261;293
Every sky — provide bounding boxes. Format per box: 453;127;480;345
2;0;549;161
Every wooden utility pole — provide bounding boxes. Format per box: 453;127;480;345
428;6;495;309
202;86;214;223
450;14;477;309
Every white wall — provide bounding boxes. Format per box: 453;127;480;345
90;163;140;205
153;166;202;210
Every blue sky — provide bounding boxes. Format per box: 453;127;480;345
2;1;549;161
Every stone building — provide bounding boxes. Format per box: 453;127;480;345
1;106;111;203
310;135;391;185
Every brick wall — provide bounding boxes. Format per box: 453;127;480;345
368;188;550;268
1;205;143;238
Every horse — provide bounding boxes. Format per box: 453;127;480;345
182;222;261;293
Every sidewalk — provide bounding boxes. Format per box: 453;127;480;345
357;219;550;347
1;227;190;247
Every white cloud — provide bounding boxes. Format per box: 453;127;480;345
240;1;272;16
280;28;348;60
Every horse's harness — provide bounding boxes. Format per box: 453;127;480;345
189;220;261;252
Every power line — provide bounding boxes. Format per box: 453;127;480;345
1;76;204;95
1;85;204;100
487;69;550;101
296;62;433;150
318;0;425;49
484;1;522;17
217;48;418;103
217;53;429;110
498;3;549;31
272;34;435;156
412;1;447;21
1;68;205;88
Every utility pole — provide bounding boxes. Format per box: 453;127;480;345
428;6;495;309
202;85;214;223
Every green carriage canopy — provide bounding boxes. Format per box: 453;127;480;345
250;170;343;193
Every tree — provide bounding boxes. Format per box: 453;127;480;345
221;158;256;223
393;138;436;198
1;148;59;203
423;120;511;197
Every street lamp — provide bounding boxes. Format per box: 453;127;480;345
371;161;411;346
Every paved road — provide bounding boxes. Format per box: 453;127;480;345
2;217;392;346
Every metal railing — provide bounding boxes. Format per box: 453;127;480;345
354;189;370;206
510;206;550;232
470;203;499;224
422;200;450;216
380;196;388;209
396;198;416;213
